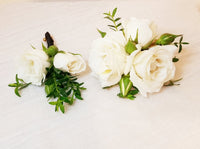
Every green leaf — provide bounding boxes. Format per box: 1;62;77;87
45;84;55;96
115;17;121;22
178;44;182;53
8;83;18;87
59;104;65;113
30;44;36;49
9;74;31;97
112;8;117;17
14;87;21;97
42;43;47;52
49;101;57;105
108;25;116;28
181;42;189;44
172;57;179;62
116;23;122;27
103;12;110;16
97;29;106;38
104;16;113;22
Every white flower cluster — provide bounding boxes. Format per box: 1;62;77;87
89;17;177;97
17;49;86;86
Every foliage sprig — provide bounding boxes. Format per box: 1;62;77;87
8;74;31;97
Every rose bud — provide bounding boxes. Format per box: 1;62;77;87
156;33;181;45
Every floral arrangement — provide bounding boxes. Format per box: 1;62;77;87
9;32;86;113
89;8;188;99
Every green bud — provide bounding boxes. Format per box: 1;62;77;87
119;75;133;97
125;38;137;54
156;33;181;45
46;45;58;57
42;43;58;57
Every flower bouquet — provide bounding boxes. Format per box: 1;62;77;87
89;8;188;99
9;32;86;113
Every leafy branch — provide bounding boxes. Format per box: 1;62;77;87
45;66;86;113
174;36;189;53
8;74;31;97
103;8;123;32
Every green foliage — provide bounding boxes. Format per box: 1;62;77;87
44;66;86;113
118;75;139;100
103;8;124;32
174;36;189;53
97;29;106;38
172;57;179;62
8;74;31;97
156;33;189;53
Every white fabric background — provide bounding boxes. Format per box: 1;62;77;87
0;0;200;148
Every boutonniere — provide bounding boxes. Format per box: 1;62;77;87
89;8;189;99
9;32;86;113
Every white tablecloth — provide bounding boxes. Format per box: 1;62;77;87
1;0;200;148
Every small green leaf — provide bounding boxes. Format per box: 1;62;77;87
49;101;57;105
181;42;189;44
42;43;47;52
178;44;182;53
112;8;117;17
30;44;36;49
115;17;121;22
103;12;110;16
14;87;21;97
45;84;55;96
116;23;122;27
59;104;65;113
172;57;179;62
8;83;18;87
104;16;113;22
108;25;115;28
97;29;106;38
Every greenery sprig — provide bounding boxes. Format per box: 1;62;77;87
8;74;31;97
97;8;124;38
8;32;86;113
103;8;123;32
45;66;86;113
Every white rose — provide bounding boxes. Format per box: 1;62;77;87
53;52;86;74
17;49;50;86
89;31;127;87
124;17;157;47
125;45;177;97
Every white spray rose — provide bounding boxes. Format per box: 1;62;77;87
125;45;177;97
53;52;86;74
124;17;157;47
89;32;127;87
17;49;50;86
